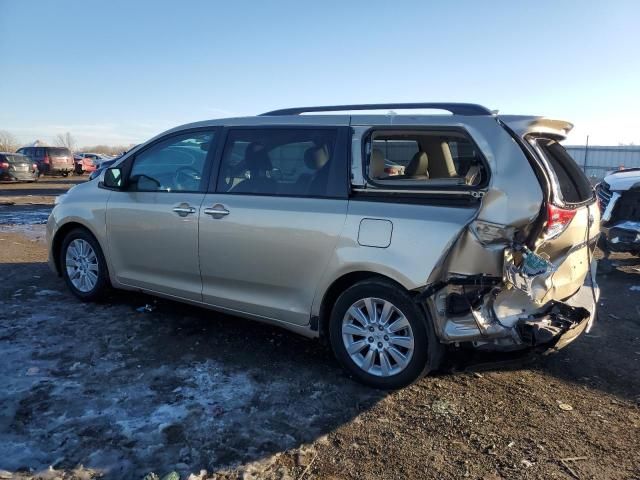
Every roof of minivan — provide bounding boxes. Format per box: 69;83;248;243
149;102;573;142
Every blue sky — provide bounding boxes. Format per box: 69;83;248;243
1;0;639;146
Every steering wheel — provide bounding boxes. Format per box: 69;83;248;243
174;166;201;190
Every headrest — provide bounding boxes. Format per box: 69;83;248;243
304;146;329;170
405;151;429;177
245;143;271;172
369;149;385;179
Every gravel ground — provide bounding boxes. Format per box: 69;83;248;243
0;178;638;480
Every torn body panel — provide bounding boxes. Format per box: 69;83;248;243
426;259;598;350
421;123;598;352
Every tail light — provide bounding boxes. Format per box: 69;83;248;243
0;161;9;169
33;163;38;171
544;203;576;239
43;154;50;165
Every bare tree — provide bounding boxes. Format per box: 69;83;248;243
54;132;77;151
0;130;20;152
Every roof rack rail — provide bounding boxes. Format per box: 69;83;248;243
260;102;492;116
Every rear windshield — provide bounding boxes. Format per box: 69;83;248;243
48;147;71;156
535;139;594;204
5;154;29;163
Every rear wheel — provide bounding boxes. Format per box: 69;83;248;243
329;279;441;389
61;228;109;301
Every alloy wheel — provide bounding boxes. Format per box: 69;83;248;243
341;297;415;377
65;238;99;292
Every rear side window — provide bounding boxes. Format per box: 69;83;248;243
217;128;344;198
365;130;487;188
535;139;594;204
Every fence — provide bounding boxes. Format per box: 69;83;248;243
565;145;640;179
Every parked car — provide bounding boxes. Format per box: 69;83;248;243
88;147;138;181
596;168;640;266
46;102;599;389
88;158;117;180
17;146;74;176
73;153;107;175
0;152;38;182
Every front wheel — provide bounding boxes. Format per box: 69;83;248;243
329;279;442;389
61;229;110;301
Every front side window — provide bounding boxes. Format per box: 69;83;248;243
129;130;214;192
217;128;341;197
366;130;486;188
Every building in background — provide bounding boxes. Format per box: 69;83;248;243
565;145;640;179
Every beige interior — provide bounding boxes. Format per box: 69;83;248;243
369;130;483;187
370;148;386;178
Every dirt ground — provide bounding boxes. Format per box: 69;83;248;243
0;178;638;480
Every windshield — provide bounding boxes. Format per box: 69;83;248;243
5;154;29;163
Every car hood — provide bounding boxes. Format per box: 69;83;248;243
604;170;640;191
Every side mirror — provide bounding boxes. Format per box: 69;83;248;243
102;167;124;189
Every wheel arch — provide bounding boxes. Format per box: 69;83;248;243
51;221;106;276
317;270;415;342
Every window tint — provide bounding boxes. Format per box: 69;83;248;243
129;131;214;192
48;147;71;156
217;129;341;197
536;139;593;204
367;131;485;187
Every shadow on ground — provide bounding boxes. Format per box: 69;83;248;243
1;258;639;479
0;263;387;478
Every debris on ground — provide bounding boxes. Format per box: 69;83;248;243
520;459;534;468
136;303;156;313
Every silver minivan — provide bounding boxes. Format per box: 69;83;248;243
47;103;599;389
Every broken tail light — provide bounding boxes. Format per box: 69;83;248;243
544;204;576;239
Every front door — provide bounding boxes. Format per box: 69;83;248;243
198;127;349;325
106;129;217;301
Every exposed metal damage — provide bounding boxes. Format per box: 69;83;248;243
418;116;600;353
422;227;598;352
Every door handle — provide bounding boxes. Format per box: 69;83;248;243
172;204;197;217
203;204;230;219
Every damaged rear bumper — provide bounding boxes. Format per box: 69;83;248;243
517;276;598;352
428;263;598;352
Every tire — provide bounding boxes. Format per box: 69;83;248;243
60;228;110;301
329;279;442;389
